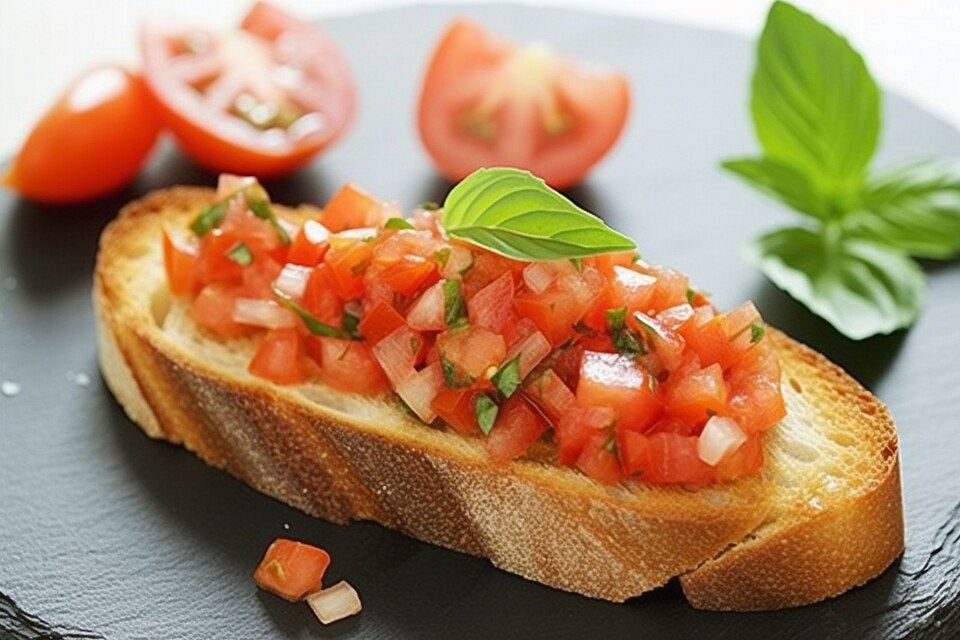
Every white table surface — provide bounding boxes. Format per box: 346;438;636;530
3;0;960;157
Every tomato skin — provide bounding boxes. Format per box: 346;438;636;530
485;396;548;463
555;404;614;465
302;265;344;325
287;222;330;266
253;538;331;602
431;388;481;436
163;228;198;297
417;20;630;189
326;240;376;300
576;351;663;432
192;282;254;338
523;369;576;424
646;433;716;485
308;337;390;394
249;329;308;385
576;433;622;485
468;272;515;334
5;66;160;203
714;435;764;481
140;2;355;177
358;302;407;344
321;184;382;231
665;363;728;426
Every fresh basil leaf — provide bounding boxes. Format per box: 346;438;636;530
384;217;415;230
434;248;451;268
605;306;645;355
441;168;636;260
491;356;522;398
247;198;292;245
722;157;836;220
443;279;468;328
273;287;352;339
440;354;473;389
747;227;924;339
226;241;253;266
749;322;766;344
751;1;880;198
342;308;362;340
190;201;228;236
475;394;499;435
845;160;960;259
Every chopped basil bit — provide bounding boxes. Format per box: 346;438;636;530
491;356;522;398
190;201;228;236
440;354;473;389
410;337;421;354
443;279;469;328
705;408;717;417
569;257;583;272
572;320;599;337
434;247;451;268
419;201;440;211
605;306;646;355
342;308;362;340
686;288;696;304
246;198;291;245
475;394;499;435
384;217;415;230
226;241;253;266
273;286;351;339
750;322;766;344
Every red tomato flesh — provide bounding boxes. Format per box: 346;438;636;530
253;538;331;602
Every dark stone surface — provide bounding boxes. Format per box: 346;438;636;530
0;3;957;638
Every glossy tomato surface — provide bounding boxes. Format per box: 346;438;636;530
4;66;161;203
140;1;355;177
417;20;630;189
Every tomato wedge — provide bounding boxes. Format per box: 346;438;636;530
417;20;630;189
140;1;355;177
4;66;161;203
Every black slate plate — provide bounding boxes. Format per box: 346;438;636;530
1;3;958;639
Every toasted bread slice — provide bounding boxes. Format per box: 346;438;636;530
94;187;903;609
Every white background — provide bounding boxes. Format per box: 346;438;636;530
3;0;960;157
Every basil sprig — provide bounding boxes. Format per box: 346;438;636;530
724;1;960;339
441;168;636;261
272;287;352;339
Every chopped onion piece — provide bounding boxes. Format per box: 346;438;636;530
303;219;330;244
395;363;443;423
698;416;747;466
522;262;557;294
377;201;403;221
232;298;297;329
372;325;420;386
277;216;299;238
406;281;446;331
216;173;256;199
440;245;474;279
307;581;362;625
274;263;313;299
506;331;551;378
329;227;378;250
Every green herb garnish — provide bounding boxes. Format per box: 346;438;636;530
226;242;253;266
443;279;469;328
247;198;291;246
440;168;636;260
475;394;499;435
569;257;583;272
273;287;351;339
190;201;228;236
419;201;440;211
749;322;766;345
384;217;415;230
605;307;645;356
491;356;522;398
342;307;362;340
723;1;958;339
434;247;452;268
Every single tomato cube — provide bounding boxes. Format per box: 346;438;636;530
254;538;331;602
576;432;622;484
555;403;615;465
431;388;481;436
249;328;308;385
576;351;662;432
321;184;383;231
162;227;198;297
485;396;548;463
665;363;728;426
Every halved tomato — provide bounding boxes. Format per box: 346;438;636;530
4;65;161;203
417;20;630;189
140;1;355;177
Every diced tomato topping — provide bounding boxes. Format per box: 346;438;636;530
163;227;198;297
576;432;622;484
302;265;344;325
287;220;330;266
249;328;308;385
321;184;384;232
665;363;727;425
577;351;662;432
468;272;514;334
253;538;331;602
431;388;480;436
436;327;507;381
485;396;548;463
309;337;390;394
555;403;615;465
192;282;253;338
171;178;784;486
358;301;407;343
